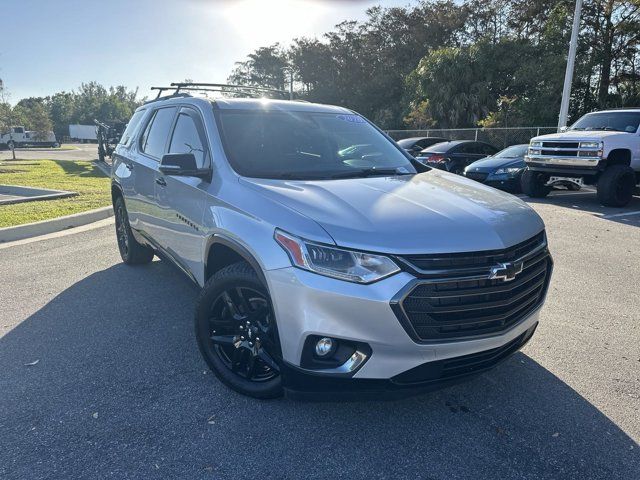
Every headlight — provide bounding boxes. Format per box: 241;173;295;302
274;229;400;283
529;148;541;155
530;141;543;147
494;167;522;175
579;141;600;148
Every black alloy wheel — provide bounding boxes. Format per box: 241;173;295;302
196;262;282;398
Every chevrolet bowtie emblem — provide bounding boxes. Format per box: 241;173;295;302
489;262;523;282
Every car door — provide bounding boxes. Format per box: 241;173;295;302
153;106;209;276
461;142;489;168
127;106;178;239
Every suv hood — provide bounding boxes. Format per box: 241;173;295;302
240;171;543;255
532;130;626;142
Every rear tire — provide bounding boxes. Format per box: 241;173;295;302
113;195;154;264
521;168;551;198
597;165;636;207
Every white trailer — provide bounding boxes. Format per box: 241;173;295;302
0;126;58;149
69;124;98;142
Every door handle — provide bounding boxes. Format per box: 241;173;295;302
155;177;167;187
124;162;134;171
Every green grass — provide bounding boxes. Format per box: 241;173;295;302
0;159;111;228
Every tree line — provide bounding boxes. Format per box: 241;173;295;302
0;81;141;140
228;0;640;129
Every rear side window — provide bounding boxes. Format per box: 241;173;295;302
481;143;498;155
140;107;177;159
119;110;146;146
423;142;451;153
169;113;206;168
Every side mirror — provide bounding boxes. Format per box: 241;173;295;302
559;126;568;133
159;153;210;180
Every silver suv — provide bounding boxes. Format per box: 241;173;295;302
111;84;552;399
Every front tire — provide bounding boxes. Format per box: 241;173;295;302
113;196;154;264
597;165;635;207
521;168;551;198
195;262;283;399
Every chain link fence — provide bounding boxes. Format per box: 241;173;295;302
386;127;558;149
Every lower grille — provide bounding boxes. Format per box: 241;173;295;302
392;324;537;385
393;233;551;341
465;171;489;182
542;149;578;156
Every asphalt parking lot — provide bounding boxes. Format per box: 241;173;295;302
1;159;639;478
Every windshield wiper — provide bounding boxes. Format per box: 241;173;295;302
330;168;413;179
587;126;619;131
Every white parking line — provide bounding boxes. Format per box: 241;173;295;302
601;210;640;219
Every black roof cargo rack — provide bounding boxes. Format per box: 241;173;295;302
149;82;289;100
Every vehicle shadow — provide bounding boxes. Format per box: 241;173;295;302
521;188;640;229
51;159;105;178
1;262;638;479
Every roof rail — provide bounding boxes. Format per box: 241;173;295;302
149;83;290;100
171;82;288;98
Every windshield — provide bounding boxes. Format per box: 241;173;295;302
494;145;528;158
216;110;416;179
570;111;640;133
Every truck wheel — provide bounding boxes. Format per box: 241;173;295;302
521;168;551;198
195;262;283;399
114;196;154;264
597;165;636;207
7;140;15;150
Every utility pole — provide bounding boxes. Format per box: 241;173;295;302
289;69;294;100
558;0;583;130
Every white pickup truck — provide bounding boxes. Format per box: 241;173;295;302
523;109;640;207
0;126;58;150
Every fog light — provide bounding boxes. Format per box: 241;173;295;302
315;337;335;357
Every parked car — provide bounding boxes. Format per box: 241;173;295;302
524;108;640;207
415;140;499;174
111;85;551;399
396;136;448;156
464;144;528;191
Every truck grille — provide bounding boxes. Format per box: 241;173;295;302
392;233;551;341
542;141;579;149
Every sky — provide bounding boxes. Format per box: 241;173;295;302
1;0;411;103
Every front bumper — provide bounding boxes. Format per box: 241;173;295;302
266;266;542;396
526;155;603;171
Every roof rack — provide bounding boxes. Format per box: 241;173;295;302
150;82;290;100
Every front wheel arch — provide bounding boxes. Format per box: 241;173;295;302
204;235;269;287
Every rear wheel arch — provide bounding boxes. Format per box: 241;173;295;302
111;183;124;205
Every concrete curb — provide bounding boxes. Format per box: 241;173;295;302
0;206;114;243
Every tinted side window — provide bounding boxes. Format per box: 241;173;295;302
119;110;146;146
169;113;206;168
141;107;177;159
482;144;498;155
